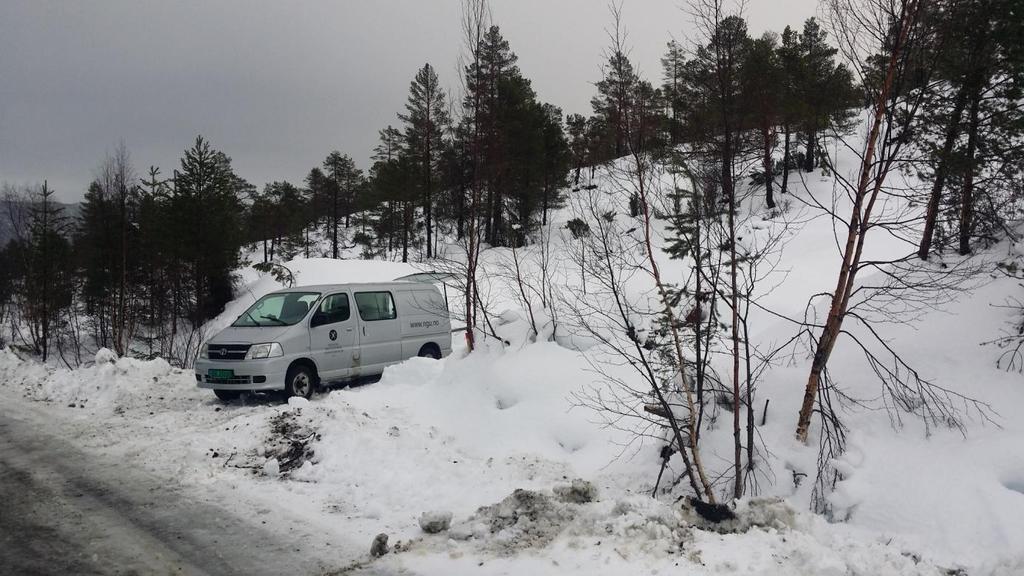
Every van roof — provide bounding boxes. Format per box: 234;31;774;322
271;281;425;294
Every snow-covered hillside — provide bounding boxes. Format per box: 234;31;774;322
3;152;1024;575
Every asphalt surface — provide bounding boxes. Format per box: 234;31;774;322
0;407;360;576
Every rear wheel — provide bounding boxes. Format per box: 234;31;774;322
214;389;241;402
285;365;315;400
417;343;442;360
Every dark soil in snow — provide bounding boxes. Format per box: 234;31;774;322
265;409;321;474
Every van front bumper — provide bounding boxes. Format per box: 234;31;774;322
194;357;288;391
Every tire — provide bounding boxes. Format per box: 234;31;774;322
214;389;241;402
417;343;442;360
285;365;315;400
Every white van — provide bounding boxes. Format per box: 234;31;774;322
195;282;452;401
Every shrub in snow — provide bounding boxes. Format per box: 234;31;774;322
418;510;453;534
94;348;118;364
553;479;598;504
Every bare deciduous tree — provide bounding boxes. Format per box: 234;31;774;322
786;0;995;511
457;0;491;351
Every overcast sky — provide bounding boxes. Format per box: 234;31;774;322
0;0;817;202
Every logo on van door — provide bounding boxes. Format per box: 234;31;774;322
329;329;337;341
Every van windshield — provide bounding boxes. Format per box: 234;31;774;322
232;292;320;327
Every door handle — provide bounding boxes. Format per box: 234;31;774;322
362;326;366;336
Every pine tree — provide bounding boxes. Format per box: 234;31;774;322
304;167;330;257
463;24;521;246
680;14;751;211
248;186;276;263
914;0;1024;256
321;151;364;257
661;40;688;147
272;181;309;261
24;182;74;361
741;33;784;208
76;180;117;348
592;47;639;160
539;103;570;226
367;126;406;256
136;166;173;357
795;18;857;172
777;25;804;194
373;126;405;163
453;23;568;247
438;125;471;241
399;63;450;259
0;242;15;346
76;144;140;355
172;136;245;326
249;181;307;263
372;155;417;262
565;113;589;184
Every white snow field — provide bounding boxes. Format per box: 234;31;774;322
3;155;1024;575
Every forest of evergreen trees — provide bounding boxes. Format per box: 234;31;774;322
0;0;1020;369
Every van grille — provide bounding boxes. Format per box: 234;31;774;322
205;375;252;385
205;344;251;361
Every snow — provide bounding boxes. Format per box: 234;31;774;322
419;510;454;534
286;396;310;408
94;347;118;364
261;457;281;477
0;346;191;413
3;155;1024;574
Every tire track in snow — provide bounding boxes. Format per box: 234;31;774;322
0;406;356;575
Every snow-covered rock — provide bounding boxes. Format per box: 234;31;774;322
262;458;280;477
286;396;309;408
553;479;598;504
418;510;453;534
94;347;118;364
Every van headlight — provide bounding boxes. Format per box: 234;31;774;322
199;343;209;359
245;343;283;360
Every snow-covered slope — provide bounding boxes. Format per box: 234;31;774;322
3;148;1024;574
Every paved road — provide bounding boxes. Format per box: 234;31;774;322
0;407;369;576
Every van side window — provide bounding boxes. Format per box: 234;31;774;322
354;291;397;321
314;293;350;326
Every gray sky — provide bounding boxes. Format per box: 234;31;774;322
0;0;816;202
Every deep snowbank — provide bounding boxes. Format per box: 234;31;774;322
4;154;1024;573
0;347;199;413
3;332;1022;574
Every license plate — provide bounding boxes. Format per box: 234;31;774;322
208;369;234;379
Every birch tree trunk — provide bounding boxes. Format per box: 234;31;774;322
795;0;922;442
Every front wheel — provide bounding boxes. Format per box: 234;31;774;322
214;389;241;402
285;365;315;400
